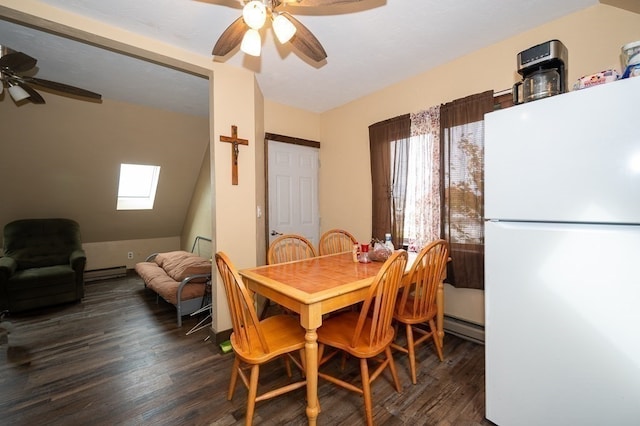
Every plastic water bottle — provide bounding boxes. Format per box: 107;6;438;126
384;233;394;251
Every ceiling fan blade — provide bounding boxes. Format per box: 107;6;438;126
212;16;248;56
277;0;363;7
0;51;37;73
22;76;102;100
17;82;46;104
282;12;327;62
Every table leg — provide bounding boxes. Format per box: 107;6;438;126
436;281;444;347
304;327;319;425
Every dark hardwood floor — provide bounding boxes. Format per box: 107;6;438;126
0;273;493;425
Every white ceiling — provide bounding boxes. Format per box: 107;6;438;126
0;0;600;116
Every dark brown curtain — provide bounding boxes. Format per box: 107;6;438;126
440;91;493;290
368;114;410;245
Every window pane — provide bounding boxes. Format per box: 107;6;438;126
117;163;160;210
402;134;439;248
445;121;484;244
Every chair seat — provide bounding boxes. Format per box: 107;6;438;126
318;311;395;359
232;314;306;364
394;297;437;324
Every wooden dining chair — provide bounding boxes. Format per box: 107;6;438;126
267;234;317;264
391;239;449;384
318;228;357;255
316;250;408;426
214;252;307;426
261;234;318;318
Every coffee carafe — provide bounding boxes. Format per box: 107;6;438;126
514;68;561;104
513;40;568;105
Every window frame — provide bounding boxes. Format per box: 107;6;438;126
116;163;161;210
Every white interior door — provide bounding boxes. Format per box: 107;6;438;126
267;140;320;247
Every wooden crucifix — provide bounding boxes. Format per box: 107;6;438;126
219;125;249;185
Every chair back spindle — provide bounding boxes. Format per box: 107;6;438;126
318;229;357;255
392;239;449;384
397;239;449;319
352;250;408;349
215;252;269;354
268;234;317;265
215;252;307;425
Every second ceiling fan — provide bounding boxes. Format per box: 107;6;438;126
0;45;102;104
212;0;362;62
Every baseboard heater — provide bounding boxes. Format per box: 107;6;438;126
443;315;485;344
84;265;127;282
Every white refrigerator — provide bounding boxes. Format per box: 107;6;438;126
484;76;640;425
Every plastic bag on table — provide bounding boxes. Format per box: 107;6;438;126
369;241;392;262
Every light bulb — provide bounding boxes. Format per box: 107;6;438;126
242;1;267;30
272;14;297;44
8;84;30;102
240;29;262;57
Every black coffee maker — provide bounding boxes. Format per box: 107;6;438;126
513;40;568;104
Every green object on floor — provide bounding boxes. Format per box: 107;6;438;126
219;340;233;353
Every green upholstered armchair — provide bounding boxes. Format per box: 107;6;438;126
0;218;86;313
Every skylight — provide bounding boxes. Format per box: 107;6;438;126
117;163;160;210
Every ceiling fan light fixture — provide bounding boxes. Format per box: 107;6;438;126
243;1;267;30
241;29;262;57
272;13;297;44
8;83;30;102
213;0;336;62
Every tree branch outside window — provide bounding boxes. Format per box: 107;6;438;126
440;91;494;290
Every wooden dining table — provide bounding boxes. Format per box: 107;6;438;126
238;251;445;425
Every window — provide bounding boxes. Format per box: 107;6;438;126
368;111;440;250
369;92;493;290
116;163;160;210
440;91;494;290
394;132;440;250
442;122;484;245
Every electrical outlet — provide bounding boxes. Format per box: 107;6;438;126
127;251;133;259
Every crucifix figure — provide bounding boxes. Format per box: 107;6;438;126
219;125;249;185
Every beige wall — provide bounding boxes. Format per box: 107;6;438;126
210;65;263;332
264;100;322;142
254;80;267;266
182;144;213;253
83;237;180;270
318;4;640;325
0;94;209;269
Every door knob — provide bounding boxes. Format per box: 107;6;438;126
270;230;283;236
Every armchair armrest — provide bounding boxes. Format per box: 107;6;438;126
0;256;17;281
70;249;87;272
